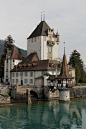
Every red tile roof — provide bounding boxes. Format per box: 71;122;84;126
19;52;39;65
12;47;22;60
11;53;74;73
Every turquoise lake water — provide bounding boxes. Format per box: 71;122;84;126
0;98;86;129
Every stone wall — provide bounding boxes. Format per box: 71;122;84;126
0;95;10;104
70;86;86;98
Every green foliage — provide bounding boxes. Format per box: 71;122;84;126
0;35;14;80
4;35;14;55
3;94;9;97
75;83;86;86
69;50;86;83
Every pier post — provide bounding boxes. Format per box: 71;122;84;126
16;83;19;93
26;89;32;104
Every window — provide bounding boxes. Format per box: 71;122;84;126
49;47;51;53
24;79;27;83
16;72;18;77
6;59;8;63
30;72;33;77
30;79;33;84
49;36;51;41
25;72;28;76
35;37;36;42
32;38;33;42
12;73;15;77
12;79;15;83
44;37;46;41
63;79;66;84
16;79;18;83
49;57;52;60
20;72;23;76
6;64;8;70
52;71;54;75
6;72;8;76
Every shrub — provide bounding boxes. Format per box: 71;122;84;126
3;94;9;97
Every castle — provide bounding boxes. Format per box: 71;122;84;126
4;18;75;86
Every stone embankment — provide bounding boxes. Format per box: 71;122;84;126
70;86;86;98
0;95;10;104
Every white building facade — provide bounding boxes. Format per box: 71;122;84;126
4;47;22;84
27;21;60;60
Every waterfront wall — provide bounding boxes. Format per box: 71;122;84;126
70;86;86;98
1;85;86;100
0;95;10;104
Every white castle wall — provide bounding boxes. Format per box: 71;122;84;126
27;36;59;60
27;36;41;59
53;43;58;60
4;59;22;83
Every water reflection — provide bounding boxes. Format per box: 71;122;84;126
0;98;86;129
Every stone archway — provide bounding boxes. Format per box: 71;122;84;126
30;90;39;100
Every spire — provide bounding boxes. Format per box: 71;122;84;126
41;12;42;21
56;29;59;36
64;42;65;55
43;11;45;21
57;28;58;34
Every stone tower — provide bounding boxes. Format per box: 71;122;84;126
27;20;60;60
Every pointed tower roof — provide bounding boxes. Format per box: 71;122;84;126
56;54;73;79
56;32;59;36
12;47;22;60
27;21;56;39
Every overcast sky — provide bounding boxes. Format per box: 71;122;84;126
0;0;86;64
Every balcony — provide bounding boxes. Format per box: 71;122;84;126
47;40;55;47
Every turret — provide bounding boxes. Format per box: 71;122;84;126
55;43;74;101
56;31;60;44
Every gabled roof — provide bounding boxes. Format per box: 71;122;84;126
12;47;22;60
56;54;73;79
19;52;39;65
27;21;56;39
11;52;75;73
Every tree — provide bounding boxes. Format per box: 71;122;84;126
68;50;85;83
4;35;14;55
0;35;14;81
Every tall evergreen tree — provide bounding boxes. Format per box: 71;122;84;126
68;50;85;83
0;35;14;81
